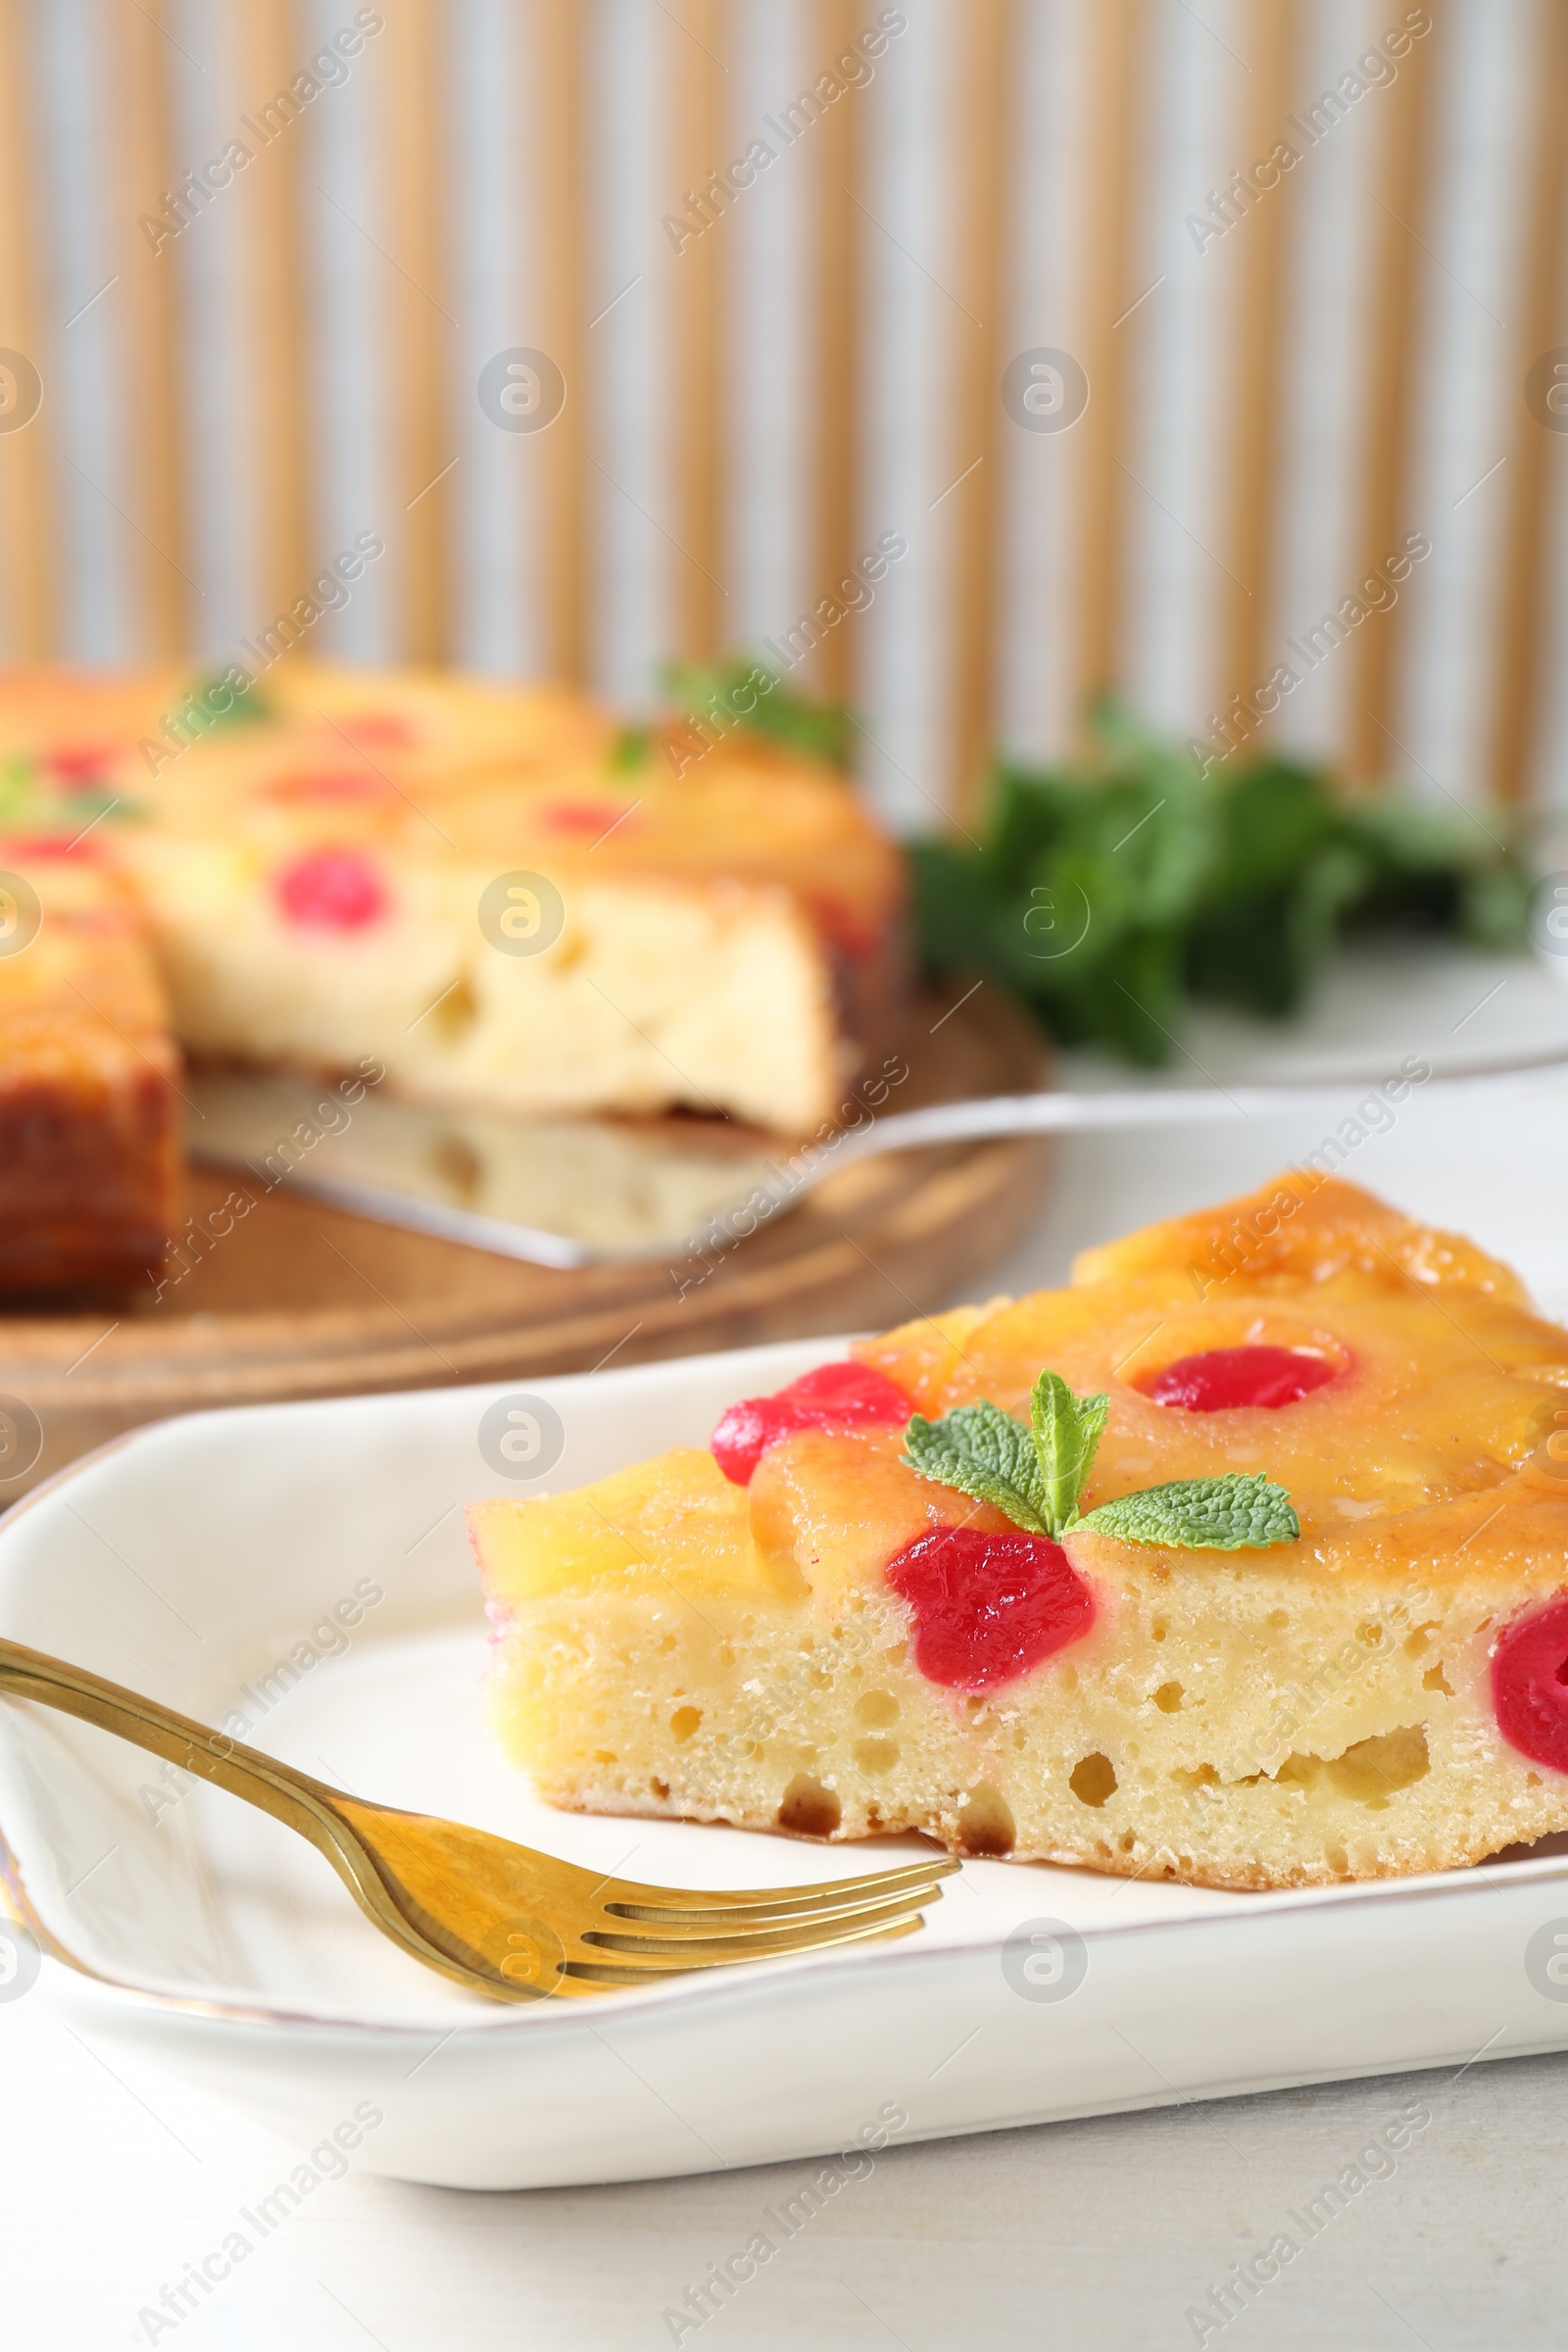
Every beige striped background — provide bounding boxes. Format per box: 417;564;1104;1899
0;0;1563;824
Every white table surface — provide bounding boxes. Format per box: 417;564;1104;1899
9;949;1568;2351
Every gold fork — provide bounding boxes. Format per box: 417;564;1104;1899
0;1639;956;2000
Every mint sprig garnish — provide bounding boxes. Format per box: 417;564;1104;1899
902;1365;1298;1551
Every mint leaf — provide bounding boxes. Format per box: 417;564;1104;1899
57;786;129;823
1032;1370;1107;1535
0;754;37;825
610;724;652;772
902;1401;1052;1536
1079;1473;1298;1551
662;655;855;770
191;671;270;728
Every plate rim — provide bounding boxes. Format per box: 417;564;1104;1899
8;1356;1568;2041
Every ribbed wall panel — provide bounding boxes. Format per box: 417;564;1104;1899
0;0;1559;817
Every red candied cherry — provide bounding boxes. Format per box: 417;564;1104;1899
799;893;878;961
540;801;635;837
51;745;115;783
885;1526;1095;1692
1141;1346;1339;1411
335;713;416;748
274;847;388;932
711;1361;914;1486
2;834;85;861
1492;1598;1568;1775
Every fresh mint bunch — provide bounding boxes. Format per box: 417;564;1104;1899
910;700;1530;1067
903;1365;1298;1552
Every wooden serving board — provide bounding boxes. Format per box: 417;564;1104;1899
0;991;1050;1499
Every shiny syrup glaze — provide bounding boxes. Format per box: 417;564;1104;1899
1492;1598;1568;1775
711;1362;913;1486
884;1527;1096;1691
274;847;388;931
1142;1345;1339;1411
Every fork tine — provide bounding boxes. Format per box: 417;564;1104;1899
589;1878;951;1947
582;1884;944;1959
602;1854;960;1924
565;1909;928;1983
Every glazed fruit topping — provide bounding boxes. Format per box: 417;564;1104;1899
1141;1346;1337;1411
274;847;388;931
1492;1597;1568;1776
884;1526;1096;1691
711;1361;913;1486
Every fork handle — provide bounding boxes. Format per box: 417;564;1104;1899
0;1636;409;1935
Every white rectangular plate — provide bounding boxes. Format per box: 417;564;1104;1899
3;1341;1568;2189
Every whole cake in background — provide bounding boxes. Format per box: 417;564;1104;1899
0;662;906;1294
